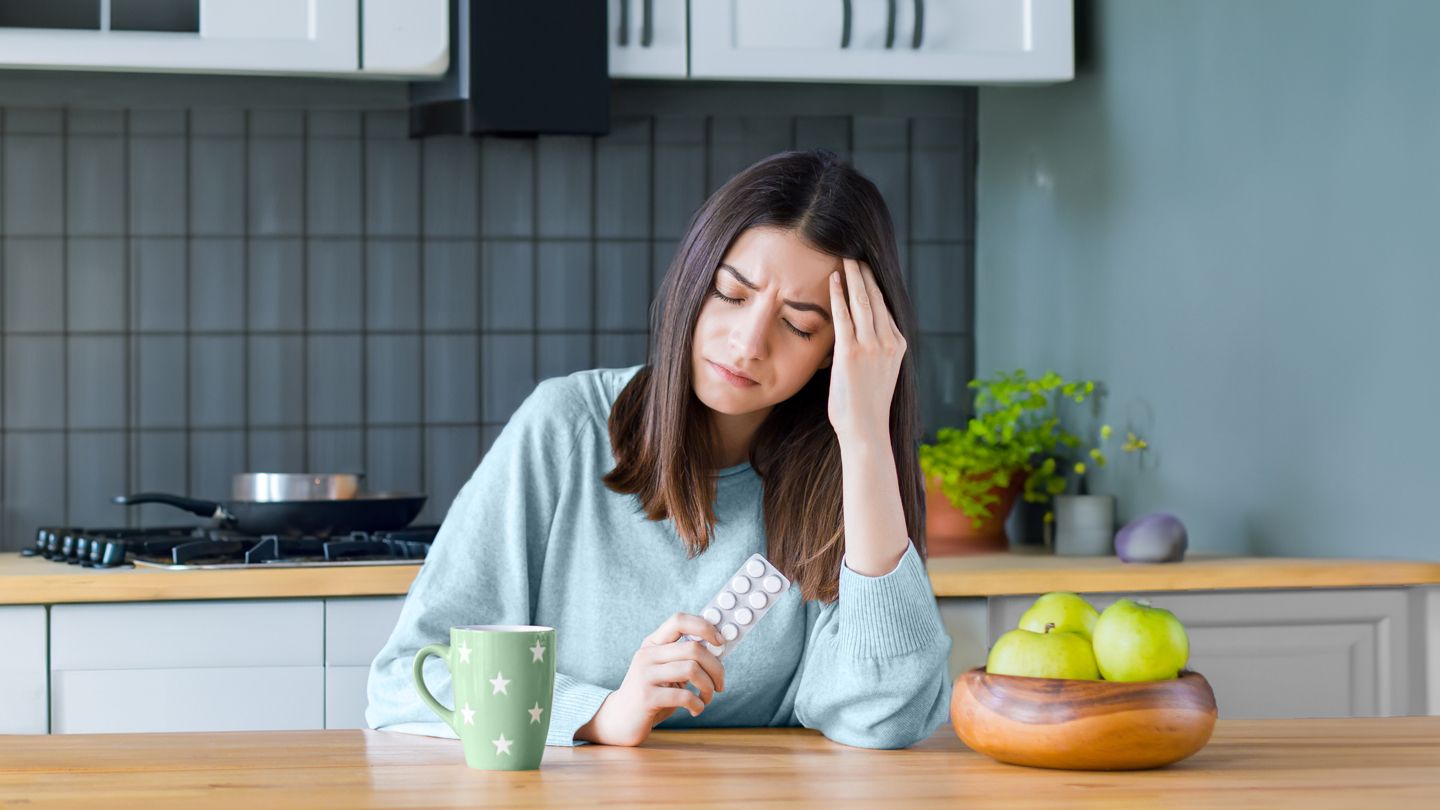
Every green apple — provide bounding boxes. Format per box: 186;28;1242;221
986;623;1101;680
1091;598;1190;681
1018;591;1099;641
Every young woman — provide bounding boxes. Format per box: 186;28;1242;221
367;149;952;749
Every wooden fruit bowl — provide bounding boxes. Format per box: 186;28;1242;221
950;666;1218;771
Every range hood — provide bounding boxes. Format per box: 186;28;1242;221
409;0;609;137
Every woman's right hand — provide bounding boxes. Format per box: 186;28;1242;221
574;613;726;747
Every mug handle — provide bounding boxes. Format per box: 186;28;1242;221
412;643;458;735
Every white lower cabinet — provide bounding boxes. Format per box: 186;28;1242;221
324;597;407;729
974;588;1423;720
0;606;48;733
45;596;406;734
31;584;1435;732
50;600;324;734
1426;586;1440;715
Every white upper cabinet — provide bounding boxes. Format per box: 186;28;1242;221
689;0;1073;84
609;0;688;78
0;0;447;78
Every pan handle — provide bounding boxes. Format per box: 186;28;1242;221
112;492;235;522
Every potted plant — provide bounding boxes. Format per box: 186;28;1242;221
919;370;1097;555
1050;425;1152;556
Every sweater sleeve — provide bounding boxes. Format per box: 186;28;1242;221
365;376;615;747
790;539;953;749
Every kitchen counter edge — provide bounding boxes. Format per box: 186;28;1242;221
4;552;1439;605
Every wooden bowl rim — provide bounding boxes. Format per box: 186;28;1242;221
955;666;1218;725
960;665;1211;692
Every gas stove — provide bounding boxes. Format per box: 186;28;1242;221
23;525;438;570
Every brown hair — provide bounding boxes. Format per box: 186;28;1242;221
603;149;925;603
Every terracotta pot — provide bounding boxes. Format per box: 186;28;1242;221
924;471;1027;556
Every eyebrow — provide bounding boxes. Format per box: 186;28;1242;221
718;264;831;322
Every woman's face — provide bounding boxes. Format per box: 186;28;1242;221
691;226;838;418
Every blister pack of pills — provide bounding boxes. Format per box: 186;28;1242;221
683;553;791;659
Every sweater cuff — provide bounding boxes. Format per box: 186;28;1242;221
837;538;947;659
546;672;614;747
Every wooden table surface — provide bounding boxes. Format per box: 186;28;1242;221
7;550;1440;605
3;718;1438;808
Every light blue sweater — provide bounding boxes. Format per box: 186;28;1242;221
366;366;952;748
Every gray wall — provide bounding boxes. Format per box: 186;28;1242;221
0;77;975;549
976;0;1438;557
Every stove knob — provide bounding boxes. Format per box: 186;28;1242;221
98;541;128;569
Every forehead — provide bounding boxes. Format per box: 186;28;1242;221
720;227;839;287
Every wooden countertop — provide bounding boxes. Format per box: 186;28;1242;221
4;550;1440;605
923;550;1440;596
0;553;420;605
2;719;1438;808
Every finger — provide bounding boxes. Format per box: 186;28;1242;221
646;612;723;647
649;660;717;704
647;640;726;693
859;262;894;348
828;269;853;351
843;258;875;344
650;687;707;718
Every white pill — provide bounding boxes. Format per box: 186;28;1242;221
730;576;752;594
733;607;754;625
721;623;739;641
704;641;725;656
747;592;767;609
763;575;783;593
703;607;722;624
717;591;737;610
745;559;765;577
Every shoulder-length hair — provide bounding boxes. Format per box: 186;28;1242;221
603;149;925;604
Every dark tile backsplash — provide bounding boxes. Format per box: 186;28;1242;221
0;85;975;550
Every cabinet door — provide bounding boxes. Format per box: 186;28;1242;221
0;606;48;733
690;0;1072;84
361;0;450;76
0;0;358;76
938;597;989;680
324;596;407;729
1423;586;1440;716
609;0;687;78
50;600;324;733
988;589;1416;719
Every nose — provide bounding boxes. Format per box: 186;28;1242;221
729;299;771;361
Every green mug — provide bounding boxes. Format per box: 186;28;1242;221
412;625;557;770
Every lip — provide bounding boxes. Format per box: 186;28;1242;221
708;360;758;387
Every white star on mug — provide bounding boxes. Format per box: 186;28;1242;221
489;671;510;695
529;641;546;663
460;703;475;726
457;642;472;664
528;703;544;724
492;733;513;756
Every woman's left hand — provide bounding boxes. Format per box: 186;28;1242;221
826;257;906;447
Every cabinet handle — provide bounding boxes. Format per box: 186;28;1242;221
912;0;925;49
885;0;897;48
841;0;852;48
618;0;629;46
641;0;653;47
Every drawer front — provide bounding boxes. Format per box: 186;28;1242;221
52;600;322;670
325;665;372;729
0;606;48;733
52;666;324;733
325;597;406;666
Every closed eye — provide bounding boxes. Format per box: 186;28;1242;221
710;288;814;341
